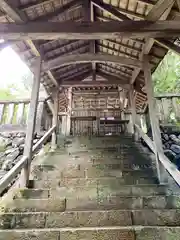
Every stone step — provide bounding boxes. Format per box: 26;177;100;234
34;175;159;188
1;209;180;229
16;184;174;199
32;163;153;176
5;195;180;212
34;176;158;188
33;166;155;180
0;227;180;240
59;177;158;187
66;195;180;211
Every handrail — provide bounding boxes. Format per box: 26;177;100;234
0;98;47;104
135;124;180;186
0;125;56;196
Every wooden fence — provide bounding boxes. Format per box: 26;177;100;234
0;98;52;133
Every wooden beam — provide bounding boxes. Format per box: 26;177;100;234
146;0;175;21
61;80;130;89
42;53;142;72
128;85;136;135
1;21;180;40
143;54;167;184
22;57;42;187
92;0;130;21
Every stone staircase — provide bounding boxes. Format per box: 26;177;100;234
0;135;180;239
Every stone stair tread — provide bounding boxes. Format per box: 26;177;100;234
6;195;180;212
0;227;180;240
1;209;180;229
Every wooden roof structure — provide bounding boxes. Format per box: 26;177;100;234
1;0;180;111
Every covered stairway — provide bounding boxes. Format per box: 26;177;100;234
1;135;180;239
1;0;180;239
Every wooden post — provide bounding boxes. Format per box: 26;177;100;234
128;85;137;137
51;90;59;150
143;54;167;183
22;57;42;187
66;87;72;136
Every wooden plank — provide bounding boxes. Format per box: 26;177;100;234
6;103;14;124
162;98;173;123
1;21;180;40
42;53;141;72
172;97;179;119
22;57;42;187
143;54;167;183
16;103;24;125
35;102;44;133
51;90;59;149
25;103;30;125
0;104;4;124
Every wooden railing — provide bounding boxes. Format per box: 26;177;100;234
0;98;52;133
135;124;180;186
0;125;56;196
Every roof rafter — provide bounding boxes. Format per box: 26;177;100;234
131;0;175;85
94;1;180;81
91;0;130;21
97;69;130;83
33;0;82;21
0;0;58;87
99;63;132;77
106;39;142;53
55;66;91;79
98;43;139;60
59;69;92;82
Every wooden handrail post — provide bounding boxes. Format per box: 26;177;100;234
51;89;59;150
21;57;42;187
143;54;167;183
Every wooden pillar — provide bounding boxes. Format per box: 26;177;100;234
66;87;72;136
128;85;137;136
51;90;59;150
22;57;42;187
143;54;167;183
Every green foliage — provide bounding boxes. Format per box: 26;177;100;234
0;87;16;100
153;51;180;93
